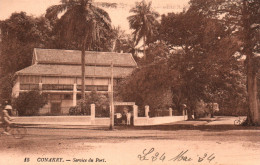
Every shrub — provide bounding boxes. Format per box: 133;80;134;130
70;90;109;116
13;90;47;116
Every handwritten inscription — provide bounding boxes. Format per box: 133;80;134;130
138;148;215;163
168;150;192;162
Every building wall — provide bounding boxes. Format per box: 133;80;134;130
39;95;73;115
39;103;51;115
12;80;20;98
61;99;73;114
14;75;122;116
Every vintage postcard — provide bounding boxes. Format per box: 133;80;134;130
0;0;259;165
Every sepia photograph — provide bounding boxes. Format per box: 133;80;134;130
0;0;259;165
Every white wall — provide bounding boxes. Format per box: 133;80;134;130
12;80;20;98
134;116;186;126
13;116;92;125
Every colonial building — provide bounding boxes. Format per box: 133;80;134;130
12;48;137;115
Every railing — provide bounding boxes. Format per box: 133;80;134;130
20;84;39;90
42;84;73;91
77;85;108;91
20;84;108;92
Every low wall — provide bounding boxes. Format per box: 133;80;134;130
94;118;110;125
13;116;92;125
11;116;186;126
134;116;186;126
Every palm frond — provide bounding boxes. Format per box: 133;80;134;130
128;0;159;45
45;4;68;20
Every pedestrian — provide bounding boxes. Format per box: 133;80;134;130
126;111;131;125
1;105;13;135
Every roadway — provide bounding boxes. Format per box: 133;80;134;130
0;123;259;165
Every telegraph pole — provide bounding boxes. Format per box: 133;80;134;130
109;62;114;130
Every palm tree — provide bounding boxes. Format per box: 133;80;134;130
111;26;126;52
127;0;159;61
46;0;112;102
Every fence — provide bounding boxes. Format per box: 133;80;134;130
133;106;187;126
13;104;187;126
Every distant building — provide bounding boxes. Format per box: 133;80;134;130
12;48;137;115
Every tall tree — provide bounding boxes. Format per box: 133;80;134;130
111;27;142;64
160;8;245;120
127;0;159;61
0;12;52;101
187;0;260;124
116;42;178;114
46;0;112;102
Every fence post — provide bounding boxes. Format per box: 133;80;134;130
91;104;95;120
39;82;43;94
133;105;138;126
133;105;138;118
169;108;173;116
145;105;149;118
73;83;77;106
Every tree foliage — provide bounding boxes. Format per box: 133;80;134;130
0;12;52;74
46;0;113;51
111;26;142;64
117;42;178;113
0;12;53;100
127;0;159;61
185;0;260;124
13;90;48;116
71;90;109;116
46;0;112;102
159;4;247;119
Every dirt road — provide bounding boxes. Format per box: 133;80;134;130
0;126;260;165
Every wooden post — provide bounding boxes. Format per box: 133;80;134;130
73;83;77;106
109;62;114;130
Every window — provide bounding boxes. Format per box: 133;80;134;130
77;95;81;100
77;85;108;91
42;84;73;90
97;85;108;91
64;94;72;100
86;85;96;91
20;84;39;90
77;85;96;91
50;94;61;100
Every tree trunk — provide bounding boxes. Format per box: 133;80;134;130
143;35;146;61
187;97;194;120
247;55;259;125
242;0;259;125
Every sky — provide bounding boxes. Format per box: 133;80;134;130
0;0;189;31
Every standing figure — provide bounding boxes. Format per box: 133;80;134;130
1;105;13;135
126;111;131;125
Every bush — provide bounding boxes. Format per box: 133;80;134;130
13;90;47;116
70;90;109;116
69;106;81;115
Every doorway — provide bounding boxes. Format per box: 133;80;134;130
113;102;135;126
51;102;61;115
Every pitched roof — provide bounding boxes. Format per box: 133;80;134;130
16;64;134;78
33;48;137;67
